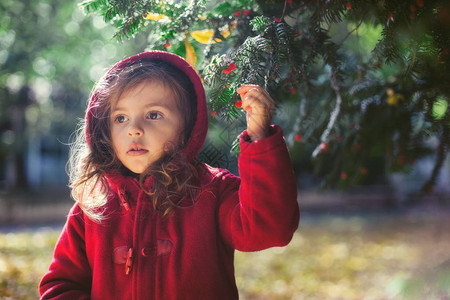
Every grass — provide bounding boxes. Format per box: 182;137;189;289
1;208;449;299
0;228;60;300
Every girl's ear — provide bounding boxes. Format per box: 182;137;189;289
163;140;179;154
179;128;186;147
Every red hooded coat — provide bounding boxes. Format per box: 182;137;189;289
39;51;299;300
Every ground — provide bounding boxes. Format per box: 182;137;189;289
1;205;449;299
235;207;450;299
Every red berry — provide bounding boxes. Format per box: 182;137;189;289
243;9;250;16
274;17;282;23
346;2;352;10
164;42;171;48
235;100;243;108
416;0;424;7
234;11;241;17
295;134;302;142
410;5;417;12
388;12;394;20
223;63;236;74
341;172;348;180
210;111;217;117
291;87;297;94
320;142;328;152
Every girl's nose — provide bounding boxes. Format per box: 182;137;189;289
128;122;143;137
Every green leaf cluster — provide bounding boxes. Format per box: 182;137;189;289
76;0;450;193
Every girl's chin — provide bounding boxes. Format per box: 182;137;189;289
121;166;145;177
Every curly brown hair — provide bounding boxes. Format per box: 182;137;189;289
69;59;198;220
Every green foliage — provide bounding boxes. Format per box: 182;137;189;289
80;0;208;41
13;0;449;193
250;16;269;32
432;97;448;120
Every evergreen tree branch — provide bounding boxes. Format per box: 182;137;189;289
278;0;288;22
312;67;342;158
80;0;450;191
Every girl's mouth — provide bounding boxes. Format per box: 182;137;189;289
127;147;149;156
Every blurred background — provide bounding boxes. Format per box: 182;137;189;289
1;0;449;299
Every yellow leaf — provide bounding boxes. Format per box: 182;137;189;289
387;95;399;106
185;35;197;68
143;13;168;21
190;22;236;44
190;29;215;44
386;89;405;106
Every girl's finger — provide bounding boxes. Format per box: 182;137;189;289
241;94;259;114
243;88;274;108
238;84;272;98
236;84;259;96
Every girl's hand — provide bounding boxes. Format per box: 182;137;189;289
236;84;275;142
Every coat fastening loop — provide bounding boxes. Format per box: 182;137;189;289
125;248;133;275
118;188;131;211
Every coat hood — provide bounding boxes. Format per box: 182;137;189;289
85;51;208;161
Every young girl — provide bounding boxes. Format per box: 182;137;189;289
39;51;299;299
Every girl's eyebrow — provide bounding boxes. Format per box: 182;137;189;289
112;102;171;113
143;102;171;110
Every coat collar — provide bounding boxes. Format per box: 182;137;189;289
104;171;154;211
105;171;154;193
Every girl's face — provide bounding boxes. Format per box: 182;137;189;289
110;80;183;174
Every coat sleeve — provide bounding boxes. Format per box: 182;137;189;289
39;204;92;299
218;125;299;252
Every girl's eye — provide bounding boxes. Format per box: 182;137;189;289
147;112;162;120
115;115;128;123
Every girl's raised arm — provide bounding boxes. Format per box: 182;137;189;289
217;85;299;251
